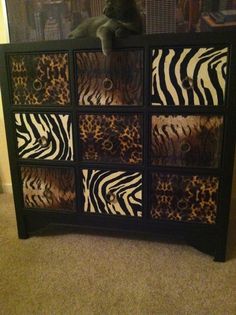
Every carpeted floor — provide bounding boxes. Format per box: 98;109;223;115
0;193;236;315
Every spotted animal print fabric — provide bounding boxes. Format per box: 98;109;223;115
151;173;219;224
9;53;70;106
79;114;143;164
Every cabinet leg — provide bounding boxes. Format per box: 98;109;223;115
16;218;29;239
16;214;50;238
213;233;227;262
25;215;51;236
18;229;29;239
186;233;216;260
213;254;226;263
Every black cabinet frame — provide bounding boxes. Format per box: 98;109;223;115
0;32;236;261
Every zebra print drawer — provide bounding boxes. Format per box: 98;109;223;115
9;53;70;106
15;113;74;161
151;115;223;168
82;169;143;217
76;50;143;106
79;114;143;164
21;166;76;211
150;172;219;224
151;47;228;106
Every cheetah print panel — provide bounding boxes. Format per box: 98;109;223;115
79;114;143;164
151;173;219;224
9;53;70;106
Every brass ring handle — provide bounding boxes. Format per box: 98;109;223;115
177;199;188;211
182;76;194;90
103;139;113;151
105;192;117;204
33;79;43;91
103;78;114;91
38;136;48;148
180;141;191;153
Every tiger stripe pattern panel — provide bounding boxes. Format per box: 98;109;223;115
151;115;223;168
151;172;219;224
15;113;74;161
76;50;143;106
21;166;76;211
152;47;228;106
9;53;70;106
82;169;143;217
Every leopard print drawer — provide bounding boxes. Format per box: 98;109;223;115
79;114;143;164
9;53;70;106
15;113;74;161
82;169;143;217
151;115;223;168
21;166;76;211
150;172;219;224
151;47;228;106
76;50;143;106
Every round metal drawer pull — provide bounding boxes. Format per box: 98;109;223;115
44;188;53;199
182;76;194;90
106;192;117;204
180;141;191;153
38;136;48;148
103;139;114;151
177;199;188;211
103;78;114;91
33;79;43;91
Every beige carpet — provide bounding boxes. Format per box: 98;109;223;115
0;193;236;315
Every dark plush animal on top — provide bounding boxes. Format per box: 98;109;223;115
68;0;142;56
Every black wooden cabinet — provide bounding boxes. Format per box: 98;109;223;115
0;32;235;261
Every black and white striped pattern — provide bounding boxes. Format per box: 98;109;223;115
15;113;74;160
152;47;228;106
83;169;143;217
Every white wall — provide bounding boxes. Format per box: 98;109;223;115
0;0;11;193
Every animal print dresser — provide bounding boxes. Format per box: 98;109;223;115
0;32;235;261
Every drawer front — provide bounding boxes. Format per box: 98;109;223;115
151;115;223;168
79;114;143;164
82;169;143;217
9;53;70;106
21;166;76;210
152;47;228;106
15;113;74;161
150;173;219;224
76;50;143;106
